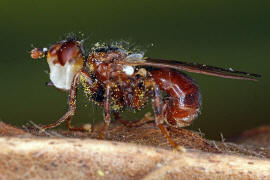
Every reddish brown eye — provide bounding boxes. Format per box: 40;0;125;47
58;42;78;66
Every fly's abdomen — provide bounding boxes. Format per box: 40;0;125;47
150;69;201;127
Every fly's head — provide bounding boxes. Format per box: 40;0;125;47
31;39;84;91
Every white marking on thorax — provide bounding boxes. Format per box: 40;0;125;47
123;65;134;76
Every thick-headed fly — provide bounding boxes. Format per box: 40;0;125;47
30;37;260;148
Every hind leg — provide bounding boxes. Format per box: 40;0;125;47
151;84;181;149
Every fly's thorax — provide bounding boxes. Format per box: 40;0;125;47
87;51;146;82
46;40;84;91
85;46;150;111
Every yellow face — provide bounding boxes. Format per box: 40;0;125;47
46;41;84;91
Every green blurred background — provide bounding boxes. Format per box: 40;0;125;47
0;0;269;139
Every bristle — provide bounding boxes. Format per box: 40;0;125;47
62;32;85;43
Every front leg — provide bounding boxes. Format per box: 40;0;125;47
40;71;81;131
98;82;112;139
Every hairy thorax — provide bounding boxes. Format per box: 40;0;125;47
82;49;152;112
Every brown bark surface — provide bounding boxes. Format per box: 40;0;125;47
0;121;269;179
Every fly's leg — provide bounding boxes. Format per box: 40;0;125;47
40;71;81;131
65;70;93;132
152;83;180;149
98;82;112;139
114;112;154;128
66;117;91;132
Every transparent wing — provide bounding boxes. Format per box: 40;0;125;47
123;58;261;81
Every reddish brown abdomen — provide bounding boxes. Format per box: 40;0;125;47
150;69;201;127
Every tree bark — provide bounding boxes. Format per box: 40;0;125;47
0;121;269;179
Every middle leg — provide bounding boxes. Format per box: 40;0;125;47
98;82;112;139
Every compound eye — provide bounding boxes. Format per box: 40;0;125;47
57;42;80;66
30;48;47;59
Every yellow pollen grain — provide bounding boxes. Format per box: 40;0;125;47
89;64;94;72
